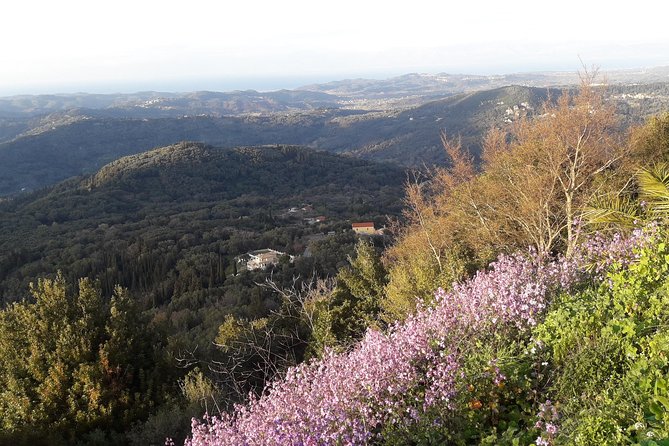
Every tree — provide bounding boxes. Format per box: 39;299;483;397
324;239;388;347
583;113;669;231
584;163;669;229
383;73;622;323
0;274;160;445
627;112;669;167
473;74;620;256
210;277;334;402
382;138;478;322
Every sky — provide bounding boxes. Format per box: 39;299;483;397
2;0;669;95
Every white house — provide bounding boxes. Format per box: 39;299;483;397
238;249;294;271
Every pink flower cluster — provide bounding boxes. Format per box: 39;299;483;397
187;312;461;445
534;399;559;445
185;230;654;445
571;224;657;278
426;250;579;333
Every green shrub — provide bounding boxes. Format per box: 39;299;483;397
533;234;669;444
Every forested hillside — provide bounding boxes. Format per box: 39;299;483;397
0;143;404;302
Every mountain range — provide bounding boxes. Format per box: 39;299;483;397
1;69;669;196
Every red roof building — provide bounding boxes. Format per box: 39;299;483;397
352;222;376;235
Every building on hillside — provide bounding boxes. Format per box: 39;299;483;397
352;222;376;235
236;249;294;271
304;216;326;225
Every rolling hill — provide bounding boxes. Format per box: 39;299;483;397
0;89;341;119
0;143;406;303
0;86;553;195
1;82;669;196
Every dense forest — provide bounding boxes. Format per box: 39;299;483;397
0;143;404;299
2;77;669;445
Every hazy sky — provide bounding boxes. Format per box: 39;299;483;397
2;0;669;95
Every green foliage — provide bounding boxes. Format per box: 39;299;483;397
632;377;669;446
582;193;642;229
585;113;669;232
629;113;669;167
383;245;472;323
211;292;314;402
315;239;388;351
532;234;669;444
307;297;338;358
179;368;222;412
0;274;163;445
126;368;223;446
639;164;669;218
378;328;543;445
585;163;669;230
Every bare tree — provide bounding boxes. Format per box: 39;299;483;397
454;71;620;256
206;276;336;403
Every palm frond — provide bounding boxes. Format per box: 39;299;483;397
582;194;642;229
637;164;669;221
638;163;669;201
